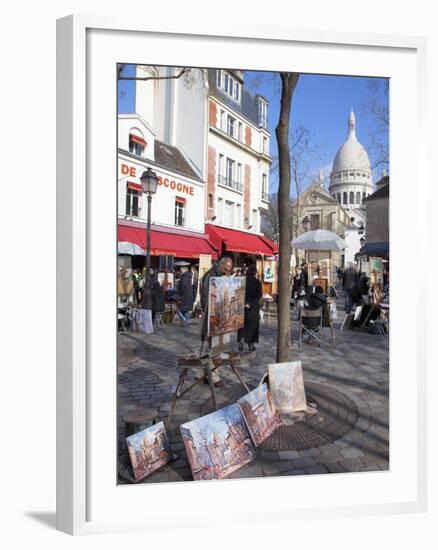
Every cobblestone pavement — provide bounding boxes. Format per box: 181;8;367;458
117;294;389;483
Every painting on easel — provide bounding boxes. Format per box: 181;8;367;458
208;276;246;337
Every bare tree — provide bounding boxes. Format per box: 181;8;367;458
260;192;294;244
275;72;300;363
362;79;389;171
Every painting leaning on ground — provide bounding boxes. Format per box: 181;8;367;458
117;63;390;484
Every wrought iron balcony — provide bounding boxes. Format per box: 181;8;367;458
218;175;243;193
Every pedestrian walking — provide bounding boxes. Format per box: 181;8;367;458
237;264;262;352
176;266;194;325
190;264;199;301
342;263;358;313
291;266;306;318
151;272;165;321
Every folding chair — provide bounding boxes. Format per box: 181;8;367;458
153;312;165;328
299;307;323;347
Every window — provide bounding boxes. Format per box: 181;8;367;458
220;110;225;131
234;82;240;102
362;192;366;202
225;200;234;226
257;98;267;128
125;188;141;217
310;214;320;230
343;192;347;205
236;204;242;228
226;158;234;185
349;191;354;204
337;193;341;203
262;173;268;201
175;198;185;227
227;115;235;137
217;71;241;103
129;133;146;156
356;191;361;204
263;136;268;154
349;172;355;177
208;193;213;208
217;198;224;224
238;122;243;141
237;163;242;186
252;209;258;229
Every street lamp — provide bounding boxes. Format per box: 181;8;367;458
302;215;311;232
140;168;159;310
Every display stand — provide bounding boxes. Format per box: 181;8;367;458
167;334;251;424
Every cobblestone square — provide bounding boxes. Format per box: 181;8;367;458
117;294;389;483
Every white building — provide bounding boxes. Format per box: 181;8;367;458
117;113;216;262
205;69;275;263
329;110;374;227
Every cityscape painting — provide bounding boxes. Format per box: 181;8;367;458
180;403;255;480
208;276;246;337
238;383;281;446
268;361;307;414
126;421;170;481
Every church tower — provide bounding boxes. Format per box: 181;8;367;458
329;110;374;224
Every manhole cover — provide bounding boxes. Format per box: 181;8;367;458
260;382;358;451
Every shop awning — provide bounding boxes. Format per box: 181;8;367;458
361;242;389;257
118;223;218;259
260;235;279;254
205;224;276;256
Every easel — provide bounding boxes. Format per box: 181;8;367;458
167;333;251;424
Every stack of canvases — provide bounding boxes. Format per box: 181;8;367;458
124;361;307;482
180;361;307;481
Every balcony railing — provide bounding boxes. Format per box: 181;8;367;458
218;175;243;193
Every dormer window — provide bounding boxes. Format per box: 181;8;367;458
257;97;268;128
129;131;146;156
217;70;241;103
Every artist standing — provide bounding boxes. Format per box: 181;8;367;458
237;264;262;352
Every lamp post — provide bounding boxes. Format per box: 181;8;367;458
302;215;311;233
140;168;159;310
359;236;365;273
301;215;311;265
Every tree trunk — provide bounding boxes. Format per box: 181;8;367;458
275;73;300;363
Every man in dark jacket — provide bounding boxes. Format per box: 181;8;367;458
176;266;195;325
342;263;358;313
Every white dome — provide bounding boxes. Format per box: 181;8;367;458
332;111;371;173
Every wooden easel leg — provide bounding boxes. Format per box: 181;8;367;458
230;363;250;392
168;368;188;424
205;361;218;410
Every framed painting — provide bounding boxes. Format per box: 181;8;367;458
57;15;427;535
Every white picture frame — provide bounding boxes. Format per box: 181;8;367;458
57;15;427;535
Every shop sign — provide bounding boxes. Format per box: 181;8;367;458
120;162;194;196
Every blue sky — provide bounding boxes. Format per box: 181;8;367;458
118;66;388;196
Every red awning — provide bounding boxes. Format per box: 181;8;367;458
260;235;279;254
205;224;276;256
129;134;146;146
127;182;143;192
118;223;218;259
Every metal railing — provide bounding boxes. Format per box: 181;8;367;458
218;175;243;193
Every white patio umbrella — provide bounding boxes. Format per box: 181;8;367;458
118;241;145;255
291;229;346;251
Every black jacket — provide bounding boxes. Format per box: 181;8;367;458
177;270;194;312
343;267;358;290
151;279;165;313
238;275;262;344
